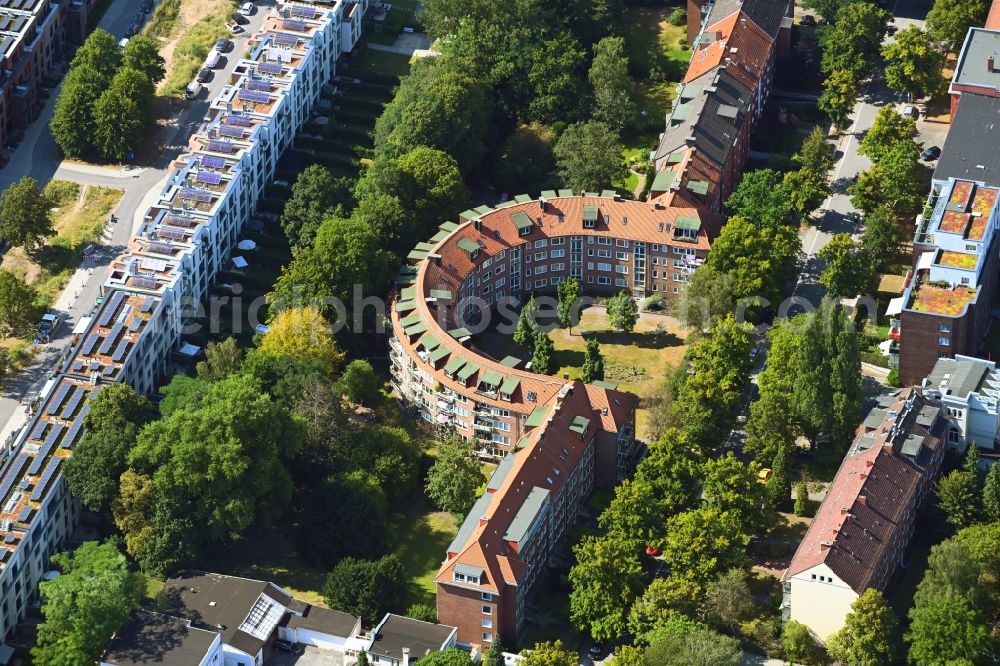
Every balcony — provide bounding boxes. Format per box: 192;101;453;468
473;422;493;433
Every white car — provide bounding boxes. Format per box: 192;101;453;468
240;2;254;16
204;51;220;68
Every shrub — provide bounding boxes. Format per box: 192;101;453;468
887;368;900;387
642;293;664;311
669;8;687;26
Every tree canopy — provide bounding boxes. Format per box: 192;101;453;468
826;589;899;666
553;121;627;191
882;25;946;99
0;176;54;252
425;436;483;517
820;2;893;79
569;535;645;642
725;170;793;227
926;0;988;52
281;165;354;250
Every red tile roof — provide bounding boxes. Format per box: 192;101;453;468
988;0;1000;30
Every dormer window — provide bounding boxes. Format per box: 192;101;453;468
513;211;533;236
583;205;599;228
454;564;484;585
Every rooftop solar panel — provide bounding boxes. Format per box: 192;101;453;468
3;534;16;545
283;18;307;31
290;5;318;18
200;156;226;169
44;382;70;416
89;360;100;372
273;32;297;46
60;387;85;420
226;115;253;127
196;171;224;184
16;506;33;523
257;62;282;76
81;333;99;356
62;406;89;450
128;316;143;333
29;420;47;440
149;241;174;255
207;139;235;153
102;365;115;376
218;126;245;139
111;338;130;363
246;80;271;92
30;457;62;502
131;276;158;290
238;89;271;104
140;296;155;313
98;322;123;355
0;453;29;503
43;423;64;449
159;228;187;241
97;291;126;327
180;188;214;203
163;214;194;228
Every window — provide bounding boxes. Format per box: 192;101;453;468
483;605;492;614
615;278;627;287
482;619;493;628
587;236;595;244
525;269;532;277
535;252;547;261
454;573;466;582
496;277;505;288
597;237;611;245
938;336;950;346
588;249;595;257
550;277;561;285
551;263;565;271
616;239;628;247
483;633;493;642
966;243;978;251
482;592;493;601
939;323;950;333
535;279;546;288
948;428;959;443
534;239;548;248
598;249;611;258
535;265;548;274
616;265;628;274
552;237;565;245
961;277;970;284
598;276;611;285
551;249;565;258
587;262;594;270
588;276;594;283
597;263;611;272
811;574;816;580
584;219;595;228
491;434;510;444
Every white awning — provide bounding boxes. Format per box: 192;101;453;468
72;315;92;335
885;296;905;317
917;251;935;271
237;239;257;251
178;343;201;357
232;255;249;269
878;340;893;355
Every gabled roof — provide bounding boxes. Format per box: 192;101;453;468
704;0;790;38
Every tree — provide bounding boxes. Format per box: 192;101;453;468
514;296;540;347
607;291;637;332
704;568;755;632
553;121;627;191
703;453;772;533
819;233;871;297
781;621;820;666
425;436;482;517
915;538;989;611
982;463;1000;522
818;69;858;129
859;106;917;165
725;169;792;227
792;311;832;445
0;176;54;252
783;167;831;219
704;215;800;306
485;639;506;666
525;31;587;124
0;269;37;336
882;25;946;99
195;337;244;380
673;266;737;330
32;540;144;666
494;124;558;195
122;34;166;84
643;626;743;666
70;28;122;76
259;306;345;376
299;471;389;566
92;68;151;160
826;589;898;666
520;640;577;666
850;141;924;216
662;507;748;585
794;481;811;516
766;444;792;509
340;359;381;406
964;441;981;478
531;332;555;375
860;206;902;263
50;66;106;157
556;278;581;331
569;535;645;642
322;555;405;624
626;577;703;640
609;646;645;666
589;36;633;133
281;165;354;250
352;425;421;500
357;651;370;666
906;592;993;666
936;469;979;528
825;302;864;448
64;384;153;513
803;0;855;22
926;0;989;52
820;2;893;79
418;649;475;666
793;125;836;178
582;338;604;383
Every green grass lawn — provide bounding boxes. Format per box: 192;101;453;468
352;47;414;77
391;496;458;608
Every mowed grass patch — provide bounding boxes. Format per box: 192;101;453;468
391;497;458;607
351;47;414;78
620;6;690;134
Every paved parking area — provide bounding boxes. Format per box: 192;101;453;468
267;646;346;666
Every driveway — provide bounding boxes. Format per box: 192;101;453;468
268;646;346;666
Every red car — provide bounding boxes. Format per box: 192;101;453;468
645;546;660;556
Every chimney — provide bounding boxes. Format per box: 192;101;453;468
820;541;832;550
479;515;489;526
858;495;867;506
990;55;996;72
715;30;723;41
403;647;411;666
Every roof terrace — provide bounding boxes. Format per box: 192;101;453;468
69;291;159;380
909;280;978;316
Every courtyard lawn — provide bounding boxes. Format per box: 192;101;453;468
470;307;688;439
352;47;414;78
391;498;459;608
620;5;691;120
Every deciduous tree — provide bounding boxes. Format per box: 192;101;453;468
983;463;1000;522
531;332;555;374
556;278;581;331
793;125;836;177
0;176;54;252
704;215;800;306
860;206;902;263
525;31;587;124
882;25;946;99
725;169;792;227
553;121;627;191
818;69;858;129
340;359;381;406
569;535;645;642
281;165;353;250
322;555;405;625
662;507;748;585
520;640;577;666
826;589;898;666
92;67;153;160
643;625;743;666
859;106;917;165
746;320;801;463
514;296;540;347
425;436;482;517
195;337;244;381
122;34;166;84
703;568;755;632
926;0;989;51
259;306;345;376
906;592;992;666
936;469;979;528
782;620;821;666
589;36;633;133
626;576;703;640
703;453;772;533
819;233;871;297
793;311;833;445
582;337;604;383
299;471;388;566
820;2;893;79
0;269;37;336
607;291;637;332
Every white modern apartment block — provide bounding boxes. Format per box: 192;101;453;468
0;0;368;650
923;354;1000;456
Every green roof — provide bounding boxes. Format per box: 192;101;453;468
399;313;422;327
457;362;480;381
395;274;416;285
480;370;503;386
584;191;599;198
687;180;709;196
474;205;493;215
515;435;531;450
429;289;453;301
569;415;591;435
395;300;416;312
504;487;549;542
514;194;532;203
404;321;427;337
401;287;416;300
459;210;478;222
448;327;472;339
558;189;574;197
540;190;557;199
430;230;450;243
500;376;520;395
444;356;466;374
671;102;692;121
440;221;459;231
418;334;440;351
583;205;599;222
651;170;675;191
666;151;685;164
512;211;534;230
591;380;619;390
398;266;418;276
525;406;548;428
600;189;617;199
499;355;521;368
429;346;450;363
495;200;516;209
415;242;435;251
674;215;702;231
407;249;429;261
457;237;480;254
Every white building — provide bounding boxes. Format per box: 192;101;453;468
923;354;1000;456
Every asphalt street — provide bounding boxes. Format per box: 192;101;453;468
0;0;274;451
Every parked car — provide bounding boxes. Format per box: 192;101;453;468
588;645;604;660
231;11;249;25
204;50;220;68
227;21;244;34
921;145;941;161
239;2;255;17
38;313;60;338
902;104;919;119
644;545;660;556
757;468;773;485
215;38;232;52
185;81;203;99
274;640;303;655
800;14;817;26
196;68;212;83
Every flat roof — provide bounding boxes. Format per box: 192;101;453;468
369;614;456;662
935;94;1000;186
102;610;218;666
953;28;1000;92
